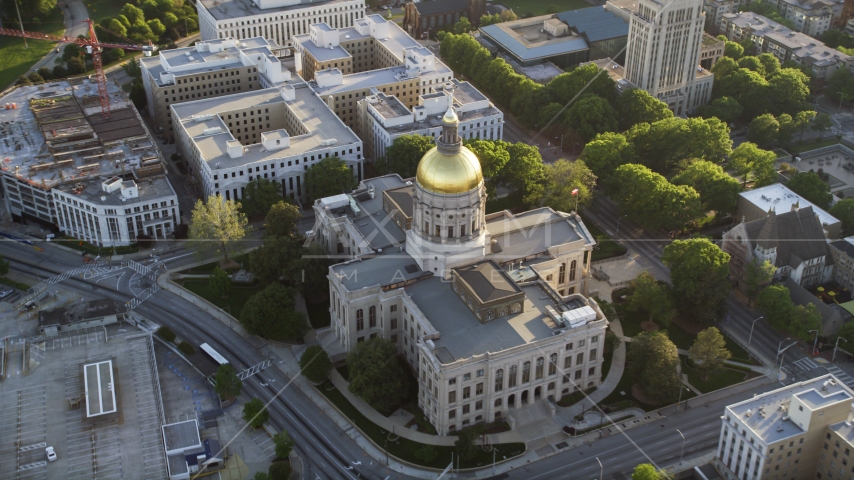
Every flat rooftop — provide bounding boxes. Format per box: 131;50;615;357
480;16;590;62
313;66;417;96
39;298;124;329
53;175;176;206
740;183;840;227
486;208;596;263
171;82;361;169
727;374;854;444
162;419;201;452
331;251;429;290
830;420;854;447
84;360;117;417
0;80;165;189
199;0;359;21
409;277;602;362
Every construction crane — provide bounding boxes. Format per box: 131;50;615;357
0;19;156;119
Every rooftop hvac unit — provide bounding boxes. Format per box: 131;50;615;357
192;114;214;122
320;138;337;146
203;127;222;136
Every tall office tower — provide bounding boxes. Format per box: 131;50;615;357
624;0;713;116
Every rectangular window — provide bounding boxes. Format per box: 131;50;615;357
449;391;456;403
476;383;483;395
462;404;470;414
463;387;471;399
577;352;584;365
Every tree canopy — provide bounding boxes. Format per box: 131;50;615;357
632;464;669;480
747;113;780;148
696;96;744;125
241;178;283;217
347;338;409;414
579;132;634;182
565;94;618;143
263;201;301;239
304;157;357;201
628;272;673;328
688;327;732;379
273;430;294;460
616;88;674;132
831;198;854;237
376;134;435;178
524;159;596;213
209;266;232;299
671;160;742;215
243;398;269;429
662;238;731;324
240;283;308;341
625;116;731;175
609;164;701;231
786;172;832;209
299;344;333;384
188;195;248;261
727;142;778;187
213;364;241;400
626;331;681;403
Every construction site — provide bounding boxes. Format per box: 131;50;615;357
0;77;175;238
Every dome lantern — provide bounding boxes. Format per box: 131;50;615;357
415;107;483;195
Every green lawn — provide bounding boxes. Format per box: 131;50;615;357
498;0;591;16
318;382;526;468
83;0;126;27
579;213;627;262
306;299;331;329
723;335;754;364
0;7;67;90
181;279;266;320
788;137;842;154
597;364;696;412
684;362;756;394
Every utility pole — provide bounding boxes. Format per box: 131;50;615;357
14;0;26;48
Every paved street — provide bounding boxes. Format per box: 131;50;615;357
28;0;89;75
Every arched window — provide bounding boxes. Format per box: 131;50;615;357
495;369;504;392
467;298;473;309
486;310;494;321
511;303;521;313
559;263;566;284
570;260;577;282
509;365;517;388
498;307;507;317
522;361;531;383
356;309;364;331
535;357;544;380
549;354;557;376
369;306;376;328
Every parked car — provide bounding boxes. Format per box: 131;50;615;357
0;289;14;300
45;446;57;462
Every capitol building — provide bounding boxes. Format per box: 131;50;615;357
310;99;610;434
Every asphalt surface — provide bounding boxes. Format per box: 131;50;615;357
29;0;89;74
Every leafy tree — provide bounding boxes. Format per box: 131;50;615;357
777;113;796;146
795;110;817;141
62;44;83;63
580;132;634;181
465;139;509;197
662;238;731;324
728;142;778;187
789;304;822;343
688;327;732;379
786;172;832;209
545;4;561;13
837;321;854;352
120;3;145;24
66;57;85;76
757;285;794;330
615;88;674;131
304;157;357;201
564;95;618;142
284;243;334;300
831;198;854;237
188;195;248;261
498;142;546;196
671;160;741;214
768;69;810;116
626;331;681;403
626;116;731;174
0;256;9;277
375;134;434;178
240;283;308;341
268;460;291;480
178;341;195;355
36;67;53;80
156;325;176;342
811;113;833;139
415;445;439;462
254;470;271;480
453;17;472;34
0;0;56;20
27;72;43;84
299;345;333;384
454;427;479;460
747;113;780;148
632;463;668;480
147;18;166;37
213;364;241;400
628;271;673;328
52;65;67;79
826;68;854;109
264;201;301;239
347;338;409;414
273;430;294;459
724;41;744;59
209;266;232;299
738;56;765;75
696;96;743;124
241;178;283;217
758;53;781;77
524;159;596;212
610;164;701;231
250;236;299;284
714;68;771;119
15;76;31;86
744;258;776;301
243;398;269;429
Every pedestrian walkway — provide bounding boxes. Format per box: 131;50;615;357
792;357;819;373
826;365;854;390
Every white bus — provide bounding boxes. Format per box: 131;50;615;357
199;342;228;366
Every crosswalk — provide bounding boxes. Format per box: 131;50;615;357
826;365;854;390
791;357;819;373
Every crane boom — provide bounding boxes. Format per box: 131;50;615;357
0;19;155;119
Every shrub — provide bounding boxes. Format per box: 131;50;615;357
268;460;291;480
415;445;438;463
178;341;195;355
156;326;176;343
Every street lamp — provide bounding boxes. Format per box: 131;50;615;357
677;384;690;411
747;316;763;346
809;329;819;356
615;214;628;240
596;456;603;480
677;429;686;463
833;337;848;362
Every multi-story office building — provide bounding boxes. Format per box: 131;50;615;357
776;0;834;36
171;82;363;203
140;37;290;139
828;238;854;290
402;0;486;39
0;79;177;247
315;105;607;435
714;374;854;480
704;0;751;28
357;79;503;159
624;0;714;115
197;0;366;45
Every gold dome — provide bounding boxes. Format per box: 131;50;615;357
416;146;483;194
442;107;459;125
